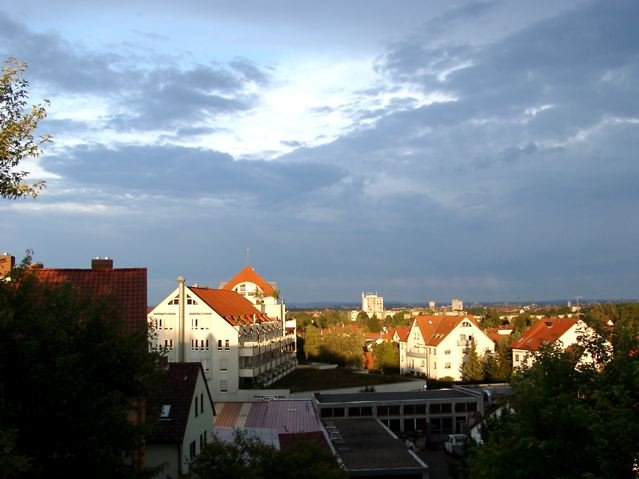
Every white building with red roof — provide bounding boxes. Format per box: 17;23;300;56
401;315;495;381
511;317;586;369
148;276;296;401
219;264;286;322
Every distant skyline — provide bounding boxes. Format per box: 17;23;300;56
1;0;638;305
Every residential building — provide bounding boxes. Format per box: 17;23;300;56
401;315;495;381
146;362;215;479
219;264;286;322
220;264;296;350
148;277;296;401
511;317;586;369
361;292;384;318
451;299;464;312
29;256;147;334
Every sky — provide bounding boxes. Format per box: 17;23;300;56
1;0;638;306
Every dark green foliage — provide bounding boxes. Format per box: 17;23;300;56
365;315;381;333
466;303;639;479
484;340;512;382
0;266;160;478
191;430;346;479
480;308;503;328
461;340;485;382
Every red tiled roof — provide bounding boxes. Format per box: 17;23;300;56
147;362;212;444
511;317;578;351
32;267;147;333
189;287;270;326
415;315;481;346
383;326;410;342
221;265;275;296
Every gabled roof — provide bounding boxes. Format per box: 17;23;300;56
147;362;212;445
221;265;275;296
384;326;410;342
414;315;481;346
511;317;579;351
189;287;271;326
32;267;147;333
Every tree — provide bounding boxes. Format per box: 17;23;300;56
318;332;364;368
191;429;346;479
461;340;485;382
480;308;502;328
484;339;512;382
0;58;50;199
466;305;639;479
302;326;321;360
0;261;160;477
371;341;399;373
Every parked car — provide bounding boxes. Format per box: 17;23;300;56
444;434;467;456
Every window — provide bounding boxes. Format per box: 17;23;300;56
462;321;471;327
218;339;222;350
445;362;451;369
160;404;171;418
444;349;451;355
220;359;228;371
203;360;210;372
515;354;520;362
200;393;204;414
189;441;196;459
220;380;228;393
195;397;199;417
192;318;198;329
225;339;230;350
205;339;209;351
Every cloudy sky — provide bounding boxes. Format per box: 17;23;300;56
1;0;638;306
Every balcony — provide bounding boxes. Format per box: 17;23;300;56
457;340;471;347
407;349;426;358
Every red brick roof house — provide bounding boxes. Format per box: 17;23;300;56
511;317;586;369
146;362;215;479
30;257;147;334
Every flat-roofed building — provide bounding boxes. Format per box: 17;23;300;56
324;418;429;479
314;388;484;442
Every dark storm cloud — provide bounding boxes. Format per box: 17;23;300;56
43;144;346;203
273;0;639;302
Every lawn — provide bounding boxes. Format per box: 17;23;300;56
270;367;418;393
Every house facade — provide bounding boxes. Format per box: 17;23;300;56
401;315;495;381
148;277;296;401
146;362;215;478
511;317;585;369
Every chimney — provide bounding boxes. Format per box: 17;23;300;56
0;253;15;278
92;257;113;270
